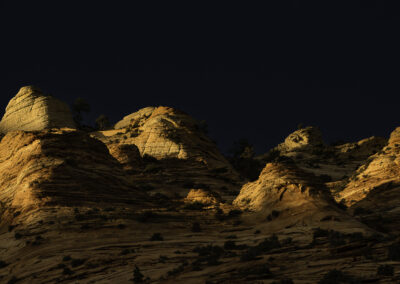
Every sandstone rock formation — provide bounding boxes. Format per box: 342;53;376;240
277;126;324;152
184;188;222;205
257;127;386;183
339;127;400;206
0;129;149;222
0;86;76;133
92;106;242;200
98;106;229;167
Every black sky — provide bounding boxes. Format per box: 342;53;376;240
1;1;399;154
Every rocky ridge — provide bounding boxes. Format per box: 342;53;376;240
1;90;400;283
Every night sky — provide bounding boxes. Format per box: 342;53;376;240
1;1;399;154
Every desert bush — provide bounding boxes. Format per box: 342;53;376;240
158;255;168;263
184;201;204;210
388;242;400;260
14;232;22;240
240;247;261;261
63;267;74;275
193;245;224;266
377;264;394;276
121;248;135;255
62;255;71;261
237;263;271;278
266;210;280;221
133;265;144;283
0;260;8;268
143;164;162;173
136;211;158;222
353;207;372;216
272;278;294;284
228;209;243;217
150;233;163;241
191;222;201;232
224;240;237;250
240;235;281;261
7;276;19;284
71;258;86;267
319;174;332;182
318;269;359;284
225;234;237;239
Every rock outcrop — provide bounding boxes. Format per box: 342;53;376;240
257;127;386;183
0;86;76;133
233;161;370;235
338;127;400;207
277;126;324;152
184;188;222;205
98;106;228;167
0;129;149;222
233;162;332;217
92;106;242;200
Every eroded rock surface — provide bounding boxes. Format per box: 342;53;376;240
0;129;149;222
97;106;228;167
0;86;76;133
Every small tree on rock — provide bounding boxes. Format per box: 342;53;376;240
72;98;90;128
133;265;144;283
95;114;110;130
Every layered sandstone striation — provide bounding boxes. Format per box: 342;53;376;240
258;126;386;183
0;129;149;222
97;106;229;167
0;86;76;133
92;106;242;199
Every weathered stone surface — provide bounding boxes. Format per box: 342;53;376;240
233;162;328;212
278;126;324;152
0;86;76;133
233;161;369;233
339;127;400;206
184;188;222;205
257;127;386;183
92;106;243;200
0;129;149;220
110;106;227;165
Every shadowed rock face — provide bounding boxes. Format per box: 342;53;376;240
0;86;76;133
0;129;150;222
339;127;400;206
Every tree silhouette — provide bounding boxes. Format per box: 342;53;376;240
72;98;90;128
95;114;110;130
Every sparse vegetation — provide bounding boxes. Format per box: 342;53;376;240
71;258;86;267
193;244;224;266
241;235;281;261
318;269;359;284
150;233;163;241
133;265;144;283
0;260;8;268
191;222;201;232
272;278;294;284
63;267;74;275
377;264;394;276
184;201;204;210
388;242;400;260
95;114;110;130
7;276;19;284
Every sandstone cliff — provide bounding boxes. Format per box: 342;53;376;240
0;86;76;133
0;129;149;223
